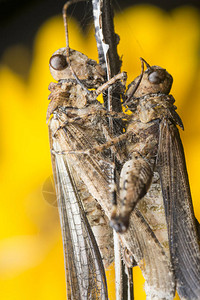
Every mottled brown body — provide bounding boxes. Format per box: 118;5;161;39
113;92;183;231
48;46;122;299
111;59;200;299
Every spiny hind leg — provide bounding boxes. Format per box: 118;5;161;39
110;152;154;233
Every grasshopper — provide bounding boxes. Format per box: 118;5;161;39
48;1;126;299
47;1;176;299
110;58;200;299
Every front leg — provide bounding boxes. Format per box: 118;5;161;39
95;72;127;97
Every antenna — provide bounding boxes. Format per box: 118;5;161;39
140;57;152;71
62;0;91;94
62;0;84;60
124;58;145;105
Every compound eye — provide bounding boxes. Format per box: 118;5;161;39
49;54;68;70
148;70;165;84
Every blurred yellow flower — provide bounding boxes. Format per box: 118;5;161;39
0;5;199;300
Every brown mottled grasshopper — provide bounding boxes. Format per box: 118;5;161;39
47;1;125;299
110;58;200;299
48;1;176;300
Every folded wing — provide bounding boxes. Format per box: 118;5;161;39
157;119;200;299
49;122;108;300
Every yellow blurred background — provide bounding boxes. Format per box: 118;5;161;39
0;4;199;300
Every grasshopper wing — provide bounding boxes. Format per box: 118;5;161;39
122;208;175;300
157;119;200;299
49;120;108;300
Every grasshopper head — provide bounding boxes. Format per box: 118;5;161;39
49;48;105;88
126;58;173;101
